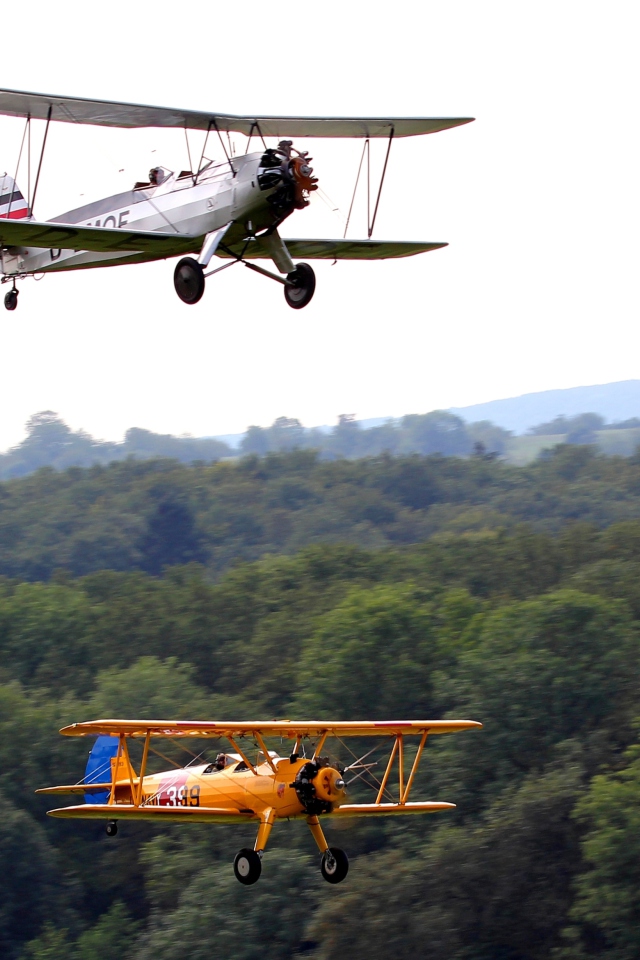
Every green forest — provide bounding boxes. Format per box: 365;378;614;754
2;442;640;958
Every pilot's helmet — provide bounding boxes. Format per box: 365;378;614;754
215;753;226;768
149;167;161;184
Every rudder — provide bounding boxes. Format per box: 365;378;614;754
0;173;29;220
84;736;119;804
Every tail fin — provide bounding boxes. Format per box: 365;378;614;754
0;173;30;220
84;736;137;804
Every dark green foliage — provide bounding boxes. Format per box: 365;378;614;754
3;446;640;583
135;853;320;960
137;496;208;574
557;738;640;960
0;791;68;960
307;765;583;960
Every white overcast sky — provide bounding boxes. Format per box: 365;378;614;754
0;0;638;449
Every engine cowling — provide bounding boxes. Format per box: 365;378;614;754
257;140;318;215
292;760;346;815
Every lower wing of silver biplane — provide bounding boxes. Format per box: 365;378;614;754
0;218;444;261
0;217;446;312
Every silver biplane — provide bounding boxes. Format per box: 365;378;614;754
0;89;473;312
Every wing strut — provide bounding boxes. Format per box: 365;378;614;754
343;129;394;240
373;730;429;805
369;128;394;238
31;105;51;219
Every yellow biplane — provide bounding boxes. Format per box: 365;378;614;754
38;718;481;884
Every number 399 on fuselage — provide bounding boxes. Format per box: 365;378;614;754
0;88;473;312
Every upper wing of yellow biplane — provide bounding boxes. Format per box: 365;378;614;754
0;218;200;257
0;88;473;138
60;719;481;739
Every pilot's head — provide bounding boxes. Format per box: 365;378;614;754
149;167;160;185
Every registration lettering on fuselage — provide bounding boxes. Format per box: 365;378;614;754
84;210;130;229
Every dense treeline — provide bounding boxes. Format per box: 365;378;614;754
2;451;640;957
4;409;640;481
3;443;640;583
0;410;511;476
0;412;233;479
240;411;512;458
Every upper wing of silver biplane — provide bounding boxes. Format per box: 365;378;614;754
220;238;448;261
0;88;473;138
60;719;481;739
0;218;199;257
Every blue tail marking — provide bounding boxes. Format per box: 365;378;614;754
84;735;119;804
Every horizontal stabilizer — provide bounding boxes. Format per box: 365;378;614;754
331;802;455;818
0;218;199;257
36;783;114;796
47;803;256;824
220;238;447;261
0;89;473;138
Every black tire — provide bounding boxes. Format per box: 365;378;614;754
174;257;205;304
233;848;262;885
284;262;315;309
321;847;349;884
4;290;18;311
106;820;118;837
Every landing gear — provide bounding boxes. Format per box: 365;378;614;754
284;262;315;309
174;257;205;304
306;814;349;883
234;848;262;885
4;288;18;311
321;847;349;884
105;820;118;837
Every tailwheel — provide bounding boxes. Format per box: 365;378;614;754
174;257;205;304
233;848;262;885
105;820;118;837
284;262;315;309
4;289;18;311
320;847;349;884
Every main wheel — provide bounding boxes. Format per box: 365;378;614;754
174;257;205;304
106;820;118;837
284;262;315;309
4;289;18;311
321;847;349;884
233;848;262;885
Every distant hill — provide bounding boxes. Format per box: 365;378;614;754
214;382;640;448
450;381;640;434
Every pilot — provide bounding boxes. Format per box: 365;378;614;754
148;167;161;186
275;140;293;161
214;753;227;770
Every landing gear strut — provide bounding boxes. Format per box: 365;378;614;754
4;287;18;311
307;814;349;883
174;257;205;304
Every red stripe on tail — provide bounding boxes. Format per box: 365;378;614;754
0;207;29;220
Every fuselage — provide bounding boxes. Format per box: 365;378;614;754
1;152;280;277
108;754;346;823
